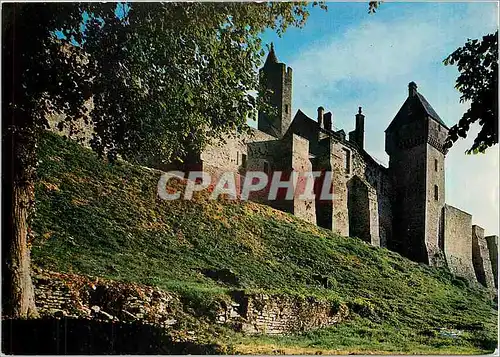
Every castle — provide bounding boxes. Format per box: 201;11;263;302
46;43;497;289
196;45;498;288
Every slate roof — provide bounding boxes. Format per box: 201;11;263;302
416;92;448;128
386;89;449;132
264;43;279;67
293;109;316;126
289;109;320;140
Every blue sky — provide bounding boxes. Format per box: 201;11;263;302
254;1;499;235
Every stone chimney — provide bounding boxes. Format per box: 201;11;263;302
317;106;324;128
324;112;332;131
408;81;418;97
355;107;365;149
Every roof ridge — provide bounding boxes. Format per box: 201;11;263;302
415;92;448;129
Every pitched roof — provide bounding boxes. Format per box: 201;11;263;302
294;109;315;124
264;43;279;67
386;87;448;132
416;92;448;128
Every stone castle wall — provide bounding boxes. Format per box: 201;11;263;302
201;128;277;175
425;144;446;266
472;225;495;288
46;98;94;147
443;204;476;281
320;138;389;246
291;134;316;223
485;235;498;287
376;169;393;248
388;144;428;262
346;147;384;247
329;140;350;236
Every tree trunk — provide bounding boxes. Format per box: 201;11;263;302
2;133;39;319
5;186;38;318
2;2;39;319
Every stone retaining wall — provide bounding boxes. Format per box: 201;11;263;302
32;269;183;330
34;276;78;315
215;292;348;335
33;269;348;336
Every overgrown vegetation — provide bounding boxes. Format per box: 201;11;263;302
2;1;327;318
32;132;497;354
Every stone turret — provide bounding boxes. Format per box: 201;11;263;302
258;43;293;138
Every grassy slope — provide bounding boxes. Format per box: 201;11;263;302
32;133;497;354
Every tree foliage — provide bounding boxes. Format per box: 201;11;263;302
2;1;386;318
82;2;326;166
35;2;330;166
443;31;498;154
368;1;382;13
2;1;328;317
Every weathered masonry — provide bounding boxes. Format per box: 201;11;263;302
196;44;498;287
45;44;497;288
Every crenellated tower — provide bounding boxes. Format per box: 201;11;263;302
258;43;293;138
385;82;449;265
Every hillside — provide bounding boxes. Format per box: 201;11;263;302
30;132;497;354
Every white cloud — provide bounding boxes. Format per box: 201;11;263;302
446;125;500;236
285;2;499;234
292;21;434;86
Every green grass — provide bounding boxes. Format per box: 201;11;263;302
224;317;496;355
32;132;498;354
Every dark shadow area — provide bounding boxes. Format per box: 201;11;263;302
201;268;241;287
314;167;333;230
2;318;220;355
347;176;371;243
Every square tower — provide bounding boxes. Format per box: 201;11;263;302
385;82;449;265
258;44;293;138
